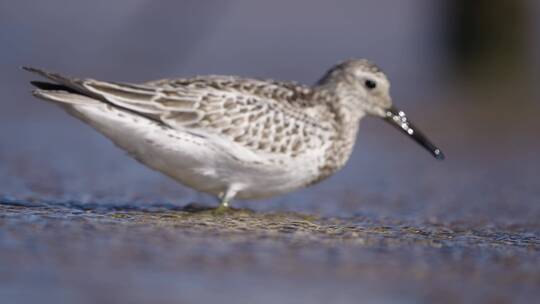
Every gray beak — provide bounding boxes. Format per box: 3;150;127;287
383;106;445;160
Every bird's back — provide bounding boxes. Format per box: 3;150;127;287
25;68;347;198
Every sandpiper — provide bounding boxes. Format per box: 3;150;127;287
24;59;444;208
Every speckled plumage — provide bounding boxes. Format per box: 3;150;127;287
24;59;443;207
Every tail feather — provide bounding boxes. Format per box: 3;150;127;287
23;66;87;93
24;66;167;125
24;66;103;105
32;89;102;105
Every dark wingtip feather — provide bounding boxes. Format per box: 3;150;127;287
30;81;74;92
22;66;43;74
22;66;54;80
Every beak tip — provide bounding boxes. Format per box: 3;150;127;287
384;106;445;161
434;149;445;160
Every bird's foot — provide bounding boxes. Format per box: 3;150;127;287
210;198;230;214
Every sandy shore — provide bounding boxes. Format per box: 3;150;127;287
1;198;538;304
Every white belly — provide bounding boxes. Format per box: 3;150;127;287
67;103;323;200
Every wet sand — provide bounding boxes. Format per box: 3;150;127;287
1;197;538;304
1;97;540;303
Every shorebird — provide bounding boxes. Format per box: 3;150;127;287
24;59;444;208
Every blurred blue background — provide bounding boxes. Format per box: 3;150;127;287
1;1;539;221
1;2;540;304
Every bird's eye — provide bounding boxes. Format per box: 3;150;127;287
364;79;377;90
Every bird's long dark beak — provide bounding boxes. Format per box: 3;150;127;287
383;106;445;160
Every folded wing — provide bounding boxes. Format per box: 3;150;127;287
25;67;331;158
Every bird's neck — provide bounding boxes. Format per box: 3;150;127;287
311;84;364;135
309;85;364;181
328;100;363;168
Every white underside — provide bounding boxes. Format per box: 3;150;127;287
66;103;324;200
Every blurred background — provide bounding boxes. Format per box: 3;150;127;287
0;1;539;303
1;0;538;221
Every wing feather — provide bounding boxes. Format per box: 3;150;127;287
89;77;331;156
25;67;333;158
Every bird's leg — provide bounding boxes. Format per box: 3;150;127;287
216;187;237;212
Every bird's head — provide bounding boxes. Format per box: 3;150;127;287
318;58;444;160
